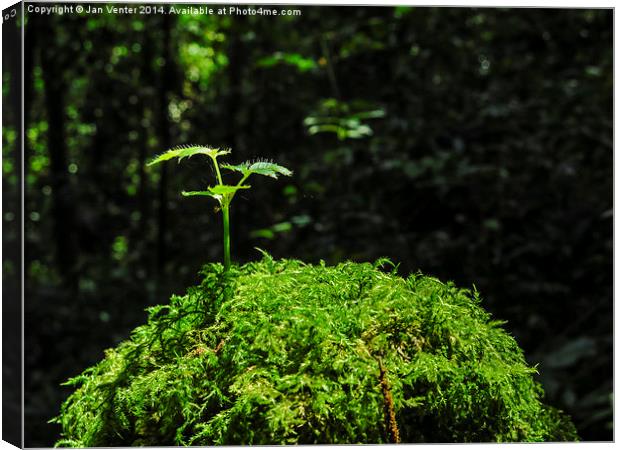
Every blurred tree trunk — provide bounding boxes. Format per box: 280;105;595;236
225;19;244;152
40;21;78;293
138;21;155;237
156;14;174;278
225;18;246;260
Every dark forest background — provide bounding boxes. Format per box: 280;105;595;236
1;5;613;446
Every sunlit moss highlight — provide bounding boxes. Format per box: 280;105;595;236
54;256;577;446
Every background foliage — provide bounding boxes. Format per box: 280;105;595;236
1;5;612;446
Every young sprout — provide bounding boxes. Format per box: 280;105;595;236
147;145;292;272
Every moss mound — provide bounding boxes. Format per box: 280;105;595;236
54;256;577;445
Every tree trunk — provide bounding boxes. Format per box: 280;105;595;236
156;14;175;278
40;21;78;293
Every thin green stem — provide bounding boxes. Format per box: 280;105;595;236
211;156;224;185
237;172;251;187
210;154;231;272
222;206;231;272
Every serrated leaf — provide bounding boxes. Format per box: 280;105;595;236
147;145;230;166
223;161;293;179
247;161;293;178
221;163;250;174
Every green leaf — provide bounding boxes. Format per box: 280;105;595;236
223;161;293;179
208;184;251;195
351;109;386;120
181;190;219;198
221;163;250;174
256;52;317;72
182;189;224;205
182;185;250;202
147;145;230;166
247;161;293;178
250;228;275;239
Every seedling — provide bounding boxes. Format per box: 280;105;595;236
147;145;292;272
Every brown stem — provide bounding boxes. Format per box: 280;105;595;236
378;359;401;443
214;339;225;354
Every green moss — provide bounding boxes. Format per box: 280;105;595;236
53;256;577;445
